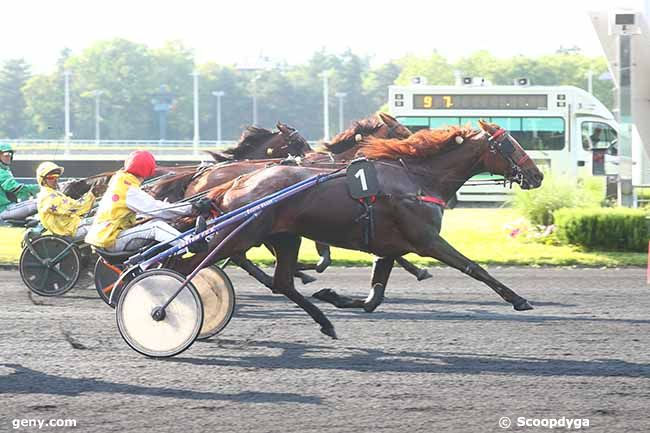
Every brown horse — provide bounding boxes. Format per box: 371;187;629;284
148;113;430;284
204;122;312;162
174;120;543;338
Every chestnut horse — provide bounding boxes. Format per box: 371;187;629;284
148;113;430;285
174;120;543;338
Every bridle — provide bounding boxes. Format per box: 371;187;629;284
485;127;530;188
269;128;309;157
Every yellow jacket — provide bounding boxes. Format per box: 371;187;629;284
37;187;94;236
85;170;140;248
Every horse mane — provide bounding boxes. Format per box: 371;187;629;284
321;116;384;154
359;126;475;160
146;171;196;201
210;126;277;161
203;150;233;162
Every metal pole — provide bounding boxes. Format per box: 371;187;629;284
322;71;330;141
335;92;346;133
587;70;593;94
617;33;634;207
212;91;224;146
63;70;71;153
192;70;200;155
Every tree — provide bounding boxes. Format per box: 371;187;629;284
0;59;32;138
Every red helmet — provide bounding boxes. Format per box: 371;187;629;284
124;151;156;178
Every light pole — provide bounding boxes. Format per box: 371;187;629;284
92;90;105;144
335;92;347;133
212;91;225;146
321;70;330;141
63;70;71;152
191;70;200;154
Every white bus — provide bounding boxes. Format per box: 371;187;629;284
388;81;619;202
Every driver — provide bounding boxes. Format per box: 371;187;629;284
84;150;212;253
0;143;40;221
36;162;97;240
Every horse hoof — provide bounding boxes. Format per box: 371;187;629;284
416;269;432;281
320;326;338;339
315;258;331;274
300;274;317;285
313;288;336;302
513;299;534;311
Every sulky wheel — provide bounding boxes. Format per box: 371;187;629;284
94;257;124;308
193;266;236;340
116;269;203;358
19;236;81;297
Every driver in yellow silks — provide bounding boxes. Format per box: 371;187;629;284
36;162;96;240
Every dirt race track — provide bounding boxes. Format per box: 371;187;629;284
1;266;649;433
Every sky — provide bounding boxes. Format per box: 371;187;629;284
0;0;644;72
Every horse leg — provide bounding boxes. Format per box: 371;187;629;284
312;256;395;313
395;256;432;281
264;241;317;285
419;235;533;311
269;234;337;339
229;252;274;291
295;242;331;275
314;242;331;273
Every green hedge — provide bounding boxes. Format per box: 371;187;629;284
554;208;649;252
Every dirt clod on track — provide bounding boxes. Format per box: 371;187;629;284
1;267;649;433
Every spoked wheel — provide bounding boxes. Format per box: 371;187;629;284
19;236;81;296
116;269;203;358
193;266;236;340
94;257;124;308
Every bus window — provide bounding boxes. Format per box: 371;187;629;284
396;117;429;133
581;121;618;155
514;117;565;151
429;117;460;129
490;117;522;131
460;117;483;128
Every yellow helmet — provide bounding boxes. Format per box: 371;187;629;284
36;161;64;185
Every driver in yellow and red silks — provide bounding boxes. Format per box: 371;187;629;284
36;162;96;240
85;150;211;253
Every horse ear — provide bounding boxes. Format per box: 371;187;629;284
478;119;498;134
377;112;396;125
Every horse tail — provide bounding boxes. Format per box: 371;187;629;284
203;150;233;162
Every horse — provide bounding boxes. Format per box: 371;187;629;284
148;113;431;284
173;120;543;338
204;122;312;162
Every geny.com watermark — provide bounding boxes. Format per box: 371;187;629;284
12;419;77;430
499;416;590;429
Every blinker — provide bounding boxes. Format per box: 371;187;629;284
498;139;515;155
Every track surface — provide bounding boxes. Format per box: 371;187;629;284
1;267;649;432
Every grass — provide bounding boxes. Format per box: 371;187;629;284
1;208;645;267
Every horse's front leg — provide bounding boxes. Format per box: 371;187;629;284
312;256;395;313
395;256;432;281
417;234;533;311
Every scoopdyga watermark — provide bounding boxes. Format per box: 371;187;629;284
499;416;590;429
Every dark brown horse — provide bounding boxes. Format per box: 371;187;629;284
175;120;543;338
148;113;430;283
204;122;312;162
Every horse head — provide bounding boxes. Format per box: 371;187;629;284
324;112;411;157
478;120;544;190
275;122;311;157
376;112;412;140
